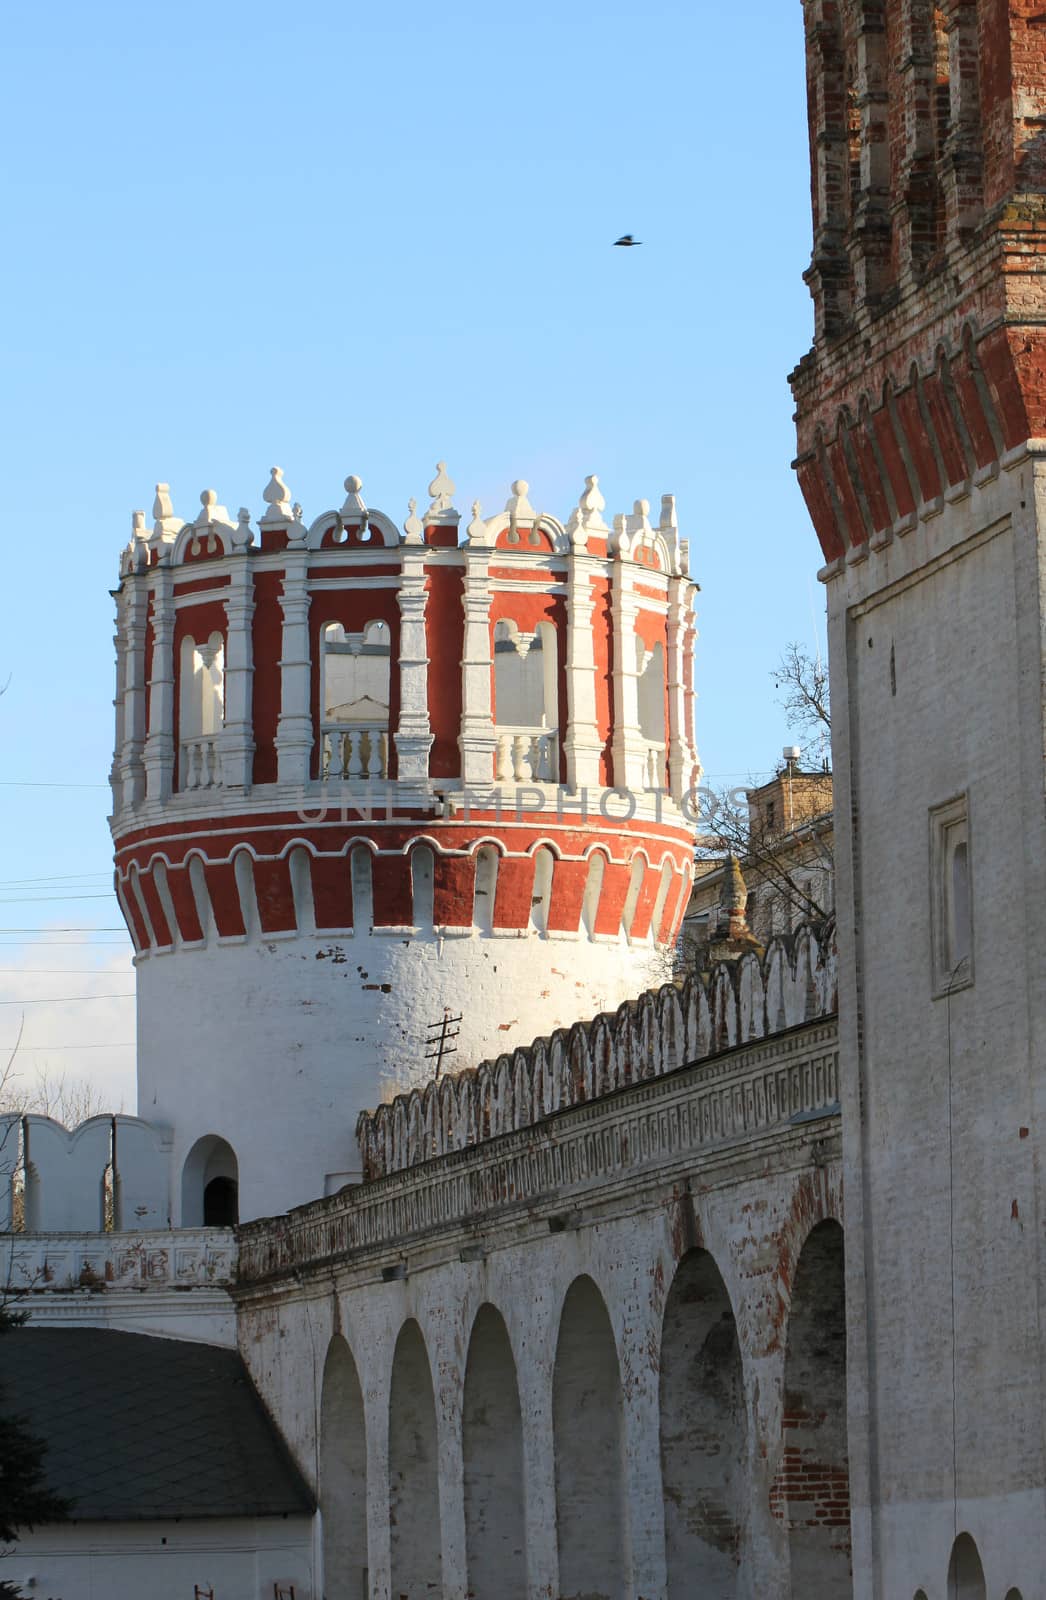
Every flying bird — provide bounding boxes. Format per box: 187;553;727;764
613;234;641;247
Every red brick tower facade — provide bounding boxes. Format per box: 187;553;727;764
793;4;1046;1595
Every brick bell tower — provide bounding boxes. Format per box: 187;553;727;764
110;465;698;1225
793;3;1046;1593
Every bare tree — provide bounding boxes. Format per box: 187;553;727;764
695;643;834;941
771;641;831;761
697;789;832;929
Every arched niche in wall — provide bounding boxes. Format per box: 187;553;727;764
181;1134;238;1227
411;844;435;930
388;1320;441;1597
580;850;606;937
320;1335;367;1599
321;620;391;780
553;1275;628;1600
781;1219;851;1599
350;846;374;933
660;1248;747;1596
622;855;647;941
463;1305;526;1600
472;845;499;935
946;1533;986;1600
529;847;554;935
178;630;224;789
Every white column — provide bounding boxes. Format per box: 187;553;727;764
143;566;175;802
683;606;700;788
666;574;693;804
459;550;497;785
395;549;433;783
274;550;313;785
564;548;604;791
610;542;647;792
110;602;126;815
119;575;149;809
221;558;255;789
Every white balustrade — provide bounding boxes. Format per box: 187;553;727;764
179;737;223;791
642;741;667;789
495;727;559;783
322;724;389;780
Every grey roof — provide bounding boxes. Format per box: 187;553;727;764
1;1327;315;1522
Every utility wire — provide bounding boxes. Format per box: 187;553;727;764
9;1042;135;1051
0;994;134;1005
0;895;116;904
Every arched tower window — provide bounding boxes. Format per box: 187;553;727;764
637;639;666;788
178;631;224;790
494;619;559;781
181;1135;238;1227
321;620;391;780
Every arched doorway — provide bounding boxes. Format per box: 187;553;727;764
320;1335;367;1599
660;1249;746;1596
947;1533;986;1600
388;1320;441;1596
463;1305;526;1599
553;1275;628;1600
181;1134;238;1227
781;1219;851;1598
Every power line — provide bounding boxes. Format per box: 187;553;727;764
0;895;116;904
0;874;111;886
0;994;135;1005
9;1042;136;1051
0;969;133;975
0;927;127;934
0;781;111;790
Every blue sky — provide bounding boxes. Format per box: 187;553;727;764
0;1;821;1109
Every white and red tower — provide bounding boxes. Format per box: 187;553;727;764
110;464;699;1222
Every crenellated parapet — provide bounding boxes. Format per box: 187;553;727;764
356;919;838;1181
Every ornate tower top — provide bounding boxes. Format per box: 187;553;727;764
792;1;1046;573
110;461;700;1221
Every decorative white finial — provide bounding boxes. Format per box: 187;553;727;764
659;493;677;532
341;475;367;519
132;510;147;539
580;474;606;525
629;497;653;537
426;461;456;517
504;479;536;521
611;511;631;557
404;497;424;544
466;500;488;544
261;466;292;525
151;483;183;543
232;507;255;551
195;488;232;529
